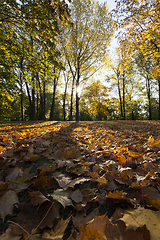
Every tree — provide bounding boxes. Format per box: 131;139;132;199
0;0;71;121
59;0;115;121
113;0;160;118
80;80;111;120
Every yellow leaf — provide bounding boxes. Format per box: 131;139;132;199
96;177;107;185
107;190;123;199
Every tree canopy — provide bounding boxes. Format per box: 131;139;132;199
0;0;160;121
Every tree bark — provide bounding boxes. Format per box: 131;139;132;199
36;72;43;120
43;80;46;120
36;81;39;120
69;76;75;121
63;73;69;121
20;59;24;121
31;75;36;120
158;77;160;120
25;81;32;120
117;70;123;119
50;68;59;121
122;71;126;120
146;75;152;120
76;57;80;122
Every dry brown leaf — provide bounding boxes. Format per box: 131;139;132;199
5;168;23;182
50;189;73;208
52;172;72;189
0;181;8;191
32;176;49;189
40;217;71;239
73;211;86;228
70;189;83;203
0;227;21;240
29;191;50;206
0;190;19;220
117;207;160;240
143;186;160;209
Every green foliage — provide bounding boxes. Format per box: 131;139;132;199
80;80;112;121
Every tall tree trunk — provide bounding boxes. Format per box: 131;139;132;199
20;59;23;121
36;72;44;120
50;68;59;121
43;80;46;120
69;76;75;121
25;81;32;120
50;77;56;121
122;72;126;120
36;82;39;120
76;58;80;122
63;73;69;121
117;77;123;119
31;75;36;120
158;77;160;120
146;75;152;120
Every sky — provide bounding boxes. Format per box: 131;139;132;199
99;0;116;11
98;0;118;50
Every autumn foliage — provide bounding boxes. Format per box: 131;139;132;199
0;120;160;239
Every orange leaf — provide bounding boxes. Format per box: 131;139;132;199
149;137;160;148
77;214;107;240
96;176;108;185
118;155;127;166
107;190;123;199
90;171;99;178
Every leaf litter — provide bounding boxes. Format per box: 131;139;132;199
0;120;160;239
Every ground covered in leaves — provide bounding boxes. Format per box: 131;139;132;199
0;120;160;240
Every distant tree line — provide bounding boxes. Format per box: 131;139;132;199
0;0;159;121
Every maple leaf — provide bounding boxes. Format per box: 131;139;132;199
76;213;121;240
5;168;23;182
0;228;21;240
76;214;107;240
143;187;160;209
52;172;72;189
0;190;19;220
1;120;160;239
40;217;71;239
149;137;160;148
49;189;73;208
117;207;160;240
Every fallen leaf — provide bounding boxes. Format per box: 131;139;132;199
5;168;23;182
52;172;72;189
0;191;19;220
32;176;49;189
76;214;107;240
29;191;50;206
41;217;71;240
0;227;21;240
70;189;83;203
96;176;108;185
118;207;160;240
49;189;73;208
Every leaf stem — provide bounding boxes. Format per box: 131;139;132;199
8;220;30;235
140;184;145;209
25;201;54;240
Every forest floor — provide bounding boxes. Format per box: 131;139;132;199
0;120;160;240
